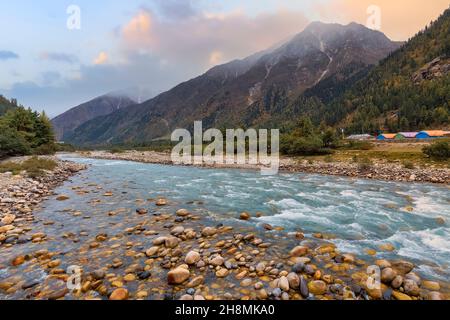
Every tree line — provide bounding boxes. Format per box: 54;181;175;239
0;96;56;159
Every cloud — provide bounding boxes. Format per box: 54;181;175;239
153;0;198;20
93;52;109;65
317;0;450;40
5;6;310;117
0;50;19;60
39;52;78;64
119;8;309;71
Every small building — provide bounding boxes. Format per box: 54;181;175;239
416;130;448;139
346;134;374;141
377;133;396;140
394;132;418;140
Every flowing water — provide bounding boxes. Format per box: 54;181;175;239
1;156;449;299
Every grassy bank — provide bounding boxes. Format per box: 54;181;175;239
0;156;57;178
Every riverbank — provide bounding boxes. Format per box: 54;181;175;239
0;156;87;246
81;150;450;184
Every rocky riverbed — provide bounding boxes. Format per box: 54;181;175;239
84;150;450;184
0;184;448;299
0;157;86;247
0;156;448;301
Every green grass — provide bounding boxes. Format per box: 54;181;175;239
0;156;57;178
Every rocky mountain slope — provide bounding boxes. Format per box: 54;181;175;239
66;22;400;146
51;94;136;141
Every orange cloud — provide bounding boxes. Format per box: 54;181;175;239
122;10;155;51
94;52;108;65
318;0;450;40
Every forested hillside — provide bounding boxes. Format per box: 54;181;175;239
317;7;450;133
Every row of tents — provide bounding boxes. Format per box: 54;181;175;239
347;130;450;141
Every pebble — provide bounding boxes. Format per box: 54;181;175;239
403;279;420;296
216;268;229;278
187;276;204;288
307;280;327;295
185;251;201;265
167;267;190;284
240;212;250;220
201;227;217;237
290;246;308;257
176;209;190;217
299;277;309;298
381;268;397;283
110;288;129;300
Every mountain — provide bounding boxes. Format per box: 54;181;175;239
66;22;400;146
51;94;136;140
316;7;450;133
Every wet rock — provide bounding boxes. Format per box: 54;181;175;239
164;236;180;249
272;288;282;298
405;273;421;286
379;243;395;251
209;255;224;267
240;212;250;220
201;227;217;237
11;256;25;266
255;262;266;273
110;288;129;300
156;198;167;206
146;246;159;257
292;262;305;273
137;271;151;280
22;280;39;290
278;276;289;292
168;267;190;284
171;226;184;236
136;208;148;215
287;273;300;289
391;275;403;289
187;276;204;288
392;290;412;301
375;259;391;269
215;268;229;278
257;289;268;300
180;294;194;301
381;268;397;283
428;291;443;300
290;246;308;257
56;195;70;201
391;261;414;275
307;280;327;295
1;214;15;225
176;209;189;217
422;280;440;291
185;251;201;265
403;279;420;296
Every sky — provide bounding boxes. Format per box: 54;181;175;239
0;0;449;117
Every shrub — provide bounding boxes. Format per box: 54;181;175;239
281;134;333;156
357;157;373;171
33;143;57;155
423;140;450;160
324;155;334;163
403;161;415;169
345;140;373;151
0;125;31;159
110;147;125;154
